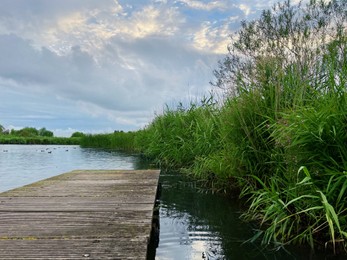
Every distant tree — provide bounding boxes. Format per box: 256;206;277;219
39;127;54;137
0;124;4;134
16;127;39;137
71;132;85;138
213;0;347;96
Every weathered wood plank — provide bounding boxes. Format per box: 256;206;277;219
0;170;159;198
0;197;154;211
0;169;160;259
0;239;147;259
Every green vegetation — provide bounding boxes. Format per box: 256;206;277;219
9;127;55;138
0;127;80;145
80;131;136;151
71;131;85;138
0;135;80;145
5;0;344;254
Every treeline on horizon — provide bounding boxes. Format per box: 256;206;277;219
3;0;347;254
0;126;82;145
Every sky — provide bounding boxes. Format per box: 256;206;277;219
0;0;288;137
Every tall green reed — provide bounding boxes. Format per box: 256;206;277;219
238;35;347;251
137;97;222;170
242;167;347;253
80;131;136;151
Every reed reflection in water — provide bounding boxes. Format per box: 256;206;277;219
155;172;252;260
154;172;338;260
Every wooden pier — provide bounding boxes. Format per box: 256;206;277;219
0;169;160;259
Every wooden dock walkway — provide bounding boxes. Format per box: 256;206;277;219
0;169;160;259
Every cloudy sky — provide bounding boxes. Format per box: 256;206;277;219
0;0;286;136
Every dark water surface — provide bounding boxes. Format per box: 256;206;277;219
0;145;342;259
154;172;344;260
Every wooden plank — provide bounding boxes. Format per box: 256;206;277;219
0;197;154;211
0;169;160;259
0;239;148;259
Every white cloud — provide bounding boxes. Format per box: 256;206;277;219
192;21;231;54
178;0;227;11
239;4;252;16
118;5;182;38
38;3;185;58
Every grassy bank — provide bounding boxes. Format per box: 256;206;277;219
0;135;81;145
81;0;347;253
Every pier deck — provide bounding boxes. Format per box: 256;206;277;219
0;169;160;259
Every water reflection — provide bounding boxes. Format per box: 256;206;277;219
155;171;344;260
155;172;250;260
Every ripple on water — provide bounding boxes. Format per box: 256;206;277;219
155;194;227;260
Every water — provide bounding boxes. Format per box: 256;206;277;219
155;172;344;260
0;144;139;192
0;145;343;259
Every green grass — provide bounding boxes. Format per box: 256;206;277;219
80;131;137;151
136;98;221;168
242;167;347;252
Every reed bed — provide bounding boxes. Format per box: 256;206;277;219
80;131;136;151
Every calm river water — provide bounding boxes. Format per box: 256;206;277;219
0;145;342;259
